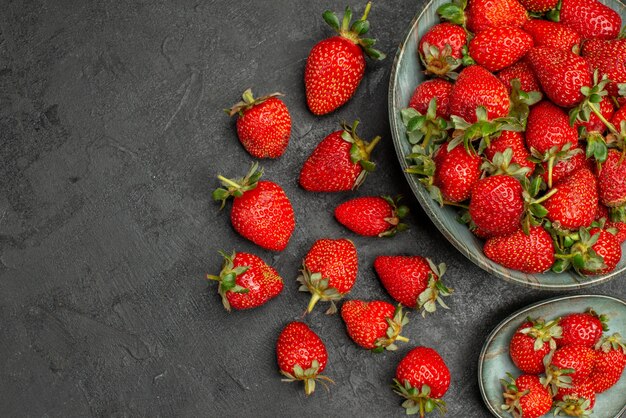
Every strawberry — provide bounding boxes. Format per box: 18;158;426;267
606;220;626;243
418;23;468;76
408;78;454;119
589;333;626;393
557;310;608;348
468;26;534;72
449;65;510;123
469;175;524;236
334;195;409;237
501;374;552;418
484;226;555;273
297;238;358;314
433;143;482;203
574;95;615;134
596;149;626;208
484;131;535;177
305;3;385;115
544;168;598;230
276;321;333;395
526;47;591;108
583;39;626;99
206;251;283;311
540;149;590;186
544;344;596;393
497;60;541;93
374;256;452;316
559;0;622;41
213;164;295;251
393;346;450;416
509;318;562;375
226;89;291;159
299;121;381;192
578;228;622;275
518;0;558;12
465;0;528;34
553;378;596;416
340;300;409;352
522;20;581;53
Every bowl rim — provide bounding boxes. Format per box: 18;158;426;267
476;294;626;418
387;0;626;290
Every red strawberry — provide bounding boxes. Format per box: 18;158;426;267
574;95;615;134
518;0;558;12
583;39;626;99
484;131;535;177
509;318;562;374
433;143;482;203
207;251;283;311
557;311;607;348
297;238;358;314
408;78;454;119
606;220;626;243
612;105;626;128
526;47;591;107
340;300;409;351
335;195;409;237
465;0;528;34
501;374;553;418
544;344;596;393
497;60;541;93
589;333;626;393
469;26;534;72
484;226;555;273
418;22;468;76
226;90;291;158
596;202;610;221
579;228;622;275
374;256;452;315
213;164;295;251
559;0;622;40
469;175;524;236
299;121;381;192
305;3;385;115
526;101;578;155
544;168;598;230
596;149;626;208
449;65;510;123
276;322;333;395
522;20;581;52
553;378;596;415
393;346;450;416
540;149;591;186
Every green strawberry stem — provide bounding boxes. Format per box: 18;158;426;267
225;89;283;117
213;163;263;208
297;266;344;314
365;135;382;154
442;200;469;209
589;102;620;137
206;251;250;312
393;380;447;417
216;175;241;189
280;360;335;396
323;2;385;60
396;335;410;343
307;293;322;313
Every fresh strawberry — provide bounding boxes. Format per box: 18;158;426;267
578;228;622;275
526;47;591;108
408;78;454;119
433;143;482;203
596;202;610;221
509;318;562;374
207;251;283;311
340;300;409;351
276;321;333;395
484;131;535;177
374;256;452;315
518;0;558;12
557;311;608;348
226;89;291;158
393;346;450;416
418;22;468;76
465;0;528;34
297;238;357;314
469;175;524;236
540;149;591;186
484;226;555;273
612;105;626;129
583;39;626;99
305;3;385;115
574;95;615;134
589;333;626;393
596;149;626;208
213;163;295;251
449;65;510;123
553;378;596;416
544;168;598;230
335;195;409;237
497;60;541;93
469;26;534;72
522;20;581;53
559;0;622;41
299;121;381;192
544;344;596;393
501;374;552;418
606;220;626;243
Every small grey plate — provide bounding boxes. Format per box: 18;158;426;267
478;294;626;418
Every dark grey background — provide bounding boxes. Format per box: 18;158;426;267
0;0;624;417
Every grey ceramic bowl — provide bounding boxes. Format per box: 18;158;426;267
388;0;626;289
478;294;626;418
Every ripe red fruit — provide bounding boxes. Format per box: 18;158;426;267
497;60;541;93
418;22;467;76
299;121;381;192
518;0;558;12
408;78;454;119
207;251;283;311
484;226;555;274
606;220;626;243
553;378;596;415
583;39;626;99
559;0;622;40
484;131;535;177
579;228;622;275
393;346;450;416
596;149;626;208
501;374;552;418
544;344;596;391
276;322;333;395
226;90;291;158
340;300;409;351
213;164;295;251
374;255;452;315
433;143;482;203
540;149;591;186
574;95;615;134
305;3;385;115
335;195;409;237
589;333;626;393
465;0;528;34
469;26;534;72
297;238;358;314
469;175;524;237
557;311;607;348
509;318;562;374
449;65;510;123
526;101;578;155
544;168;598;230
522;20;581;52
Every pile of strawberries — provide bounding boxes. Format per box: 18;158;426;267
504;310;625;417
211;2;455;416
404;0;626;275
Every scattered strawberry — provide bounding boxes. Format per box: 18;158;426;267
340;300;409;351
583;39;626;99
518;0;558;13
558;0;622;41
509;318;562;374
553;378;596;416
544;344;596;392
596;149;626;208
544;168;598;230
468;26;534;72
335;195;410;237
408;78;454;119
484;226;555;274
589;333;626;393
448;65;510;123
522;20;581;53
464;0;528;34
433;143;482;202
418;22;468;76
497;60;541;93
484;131;535;177
501;373;552;418
469;175;524;236
557;310;607;348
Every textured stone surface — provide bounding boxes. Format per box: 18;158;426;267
0;0;624;416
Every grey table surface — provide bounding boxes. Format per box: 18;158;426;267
0;0;624;417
